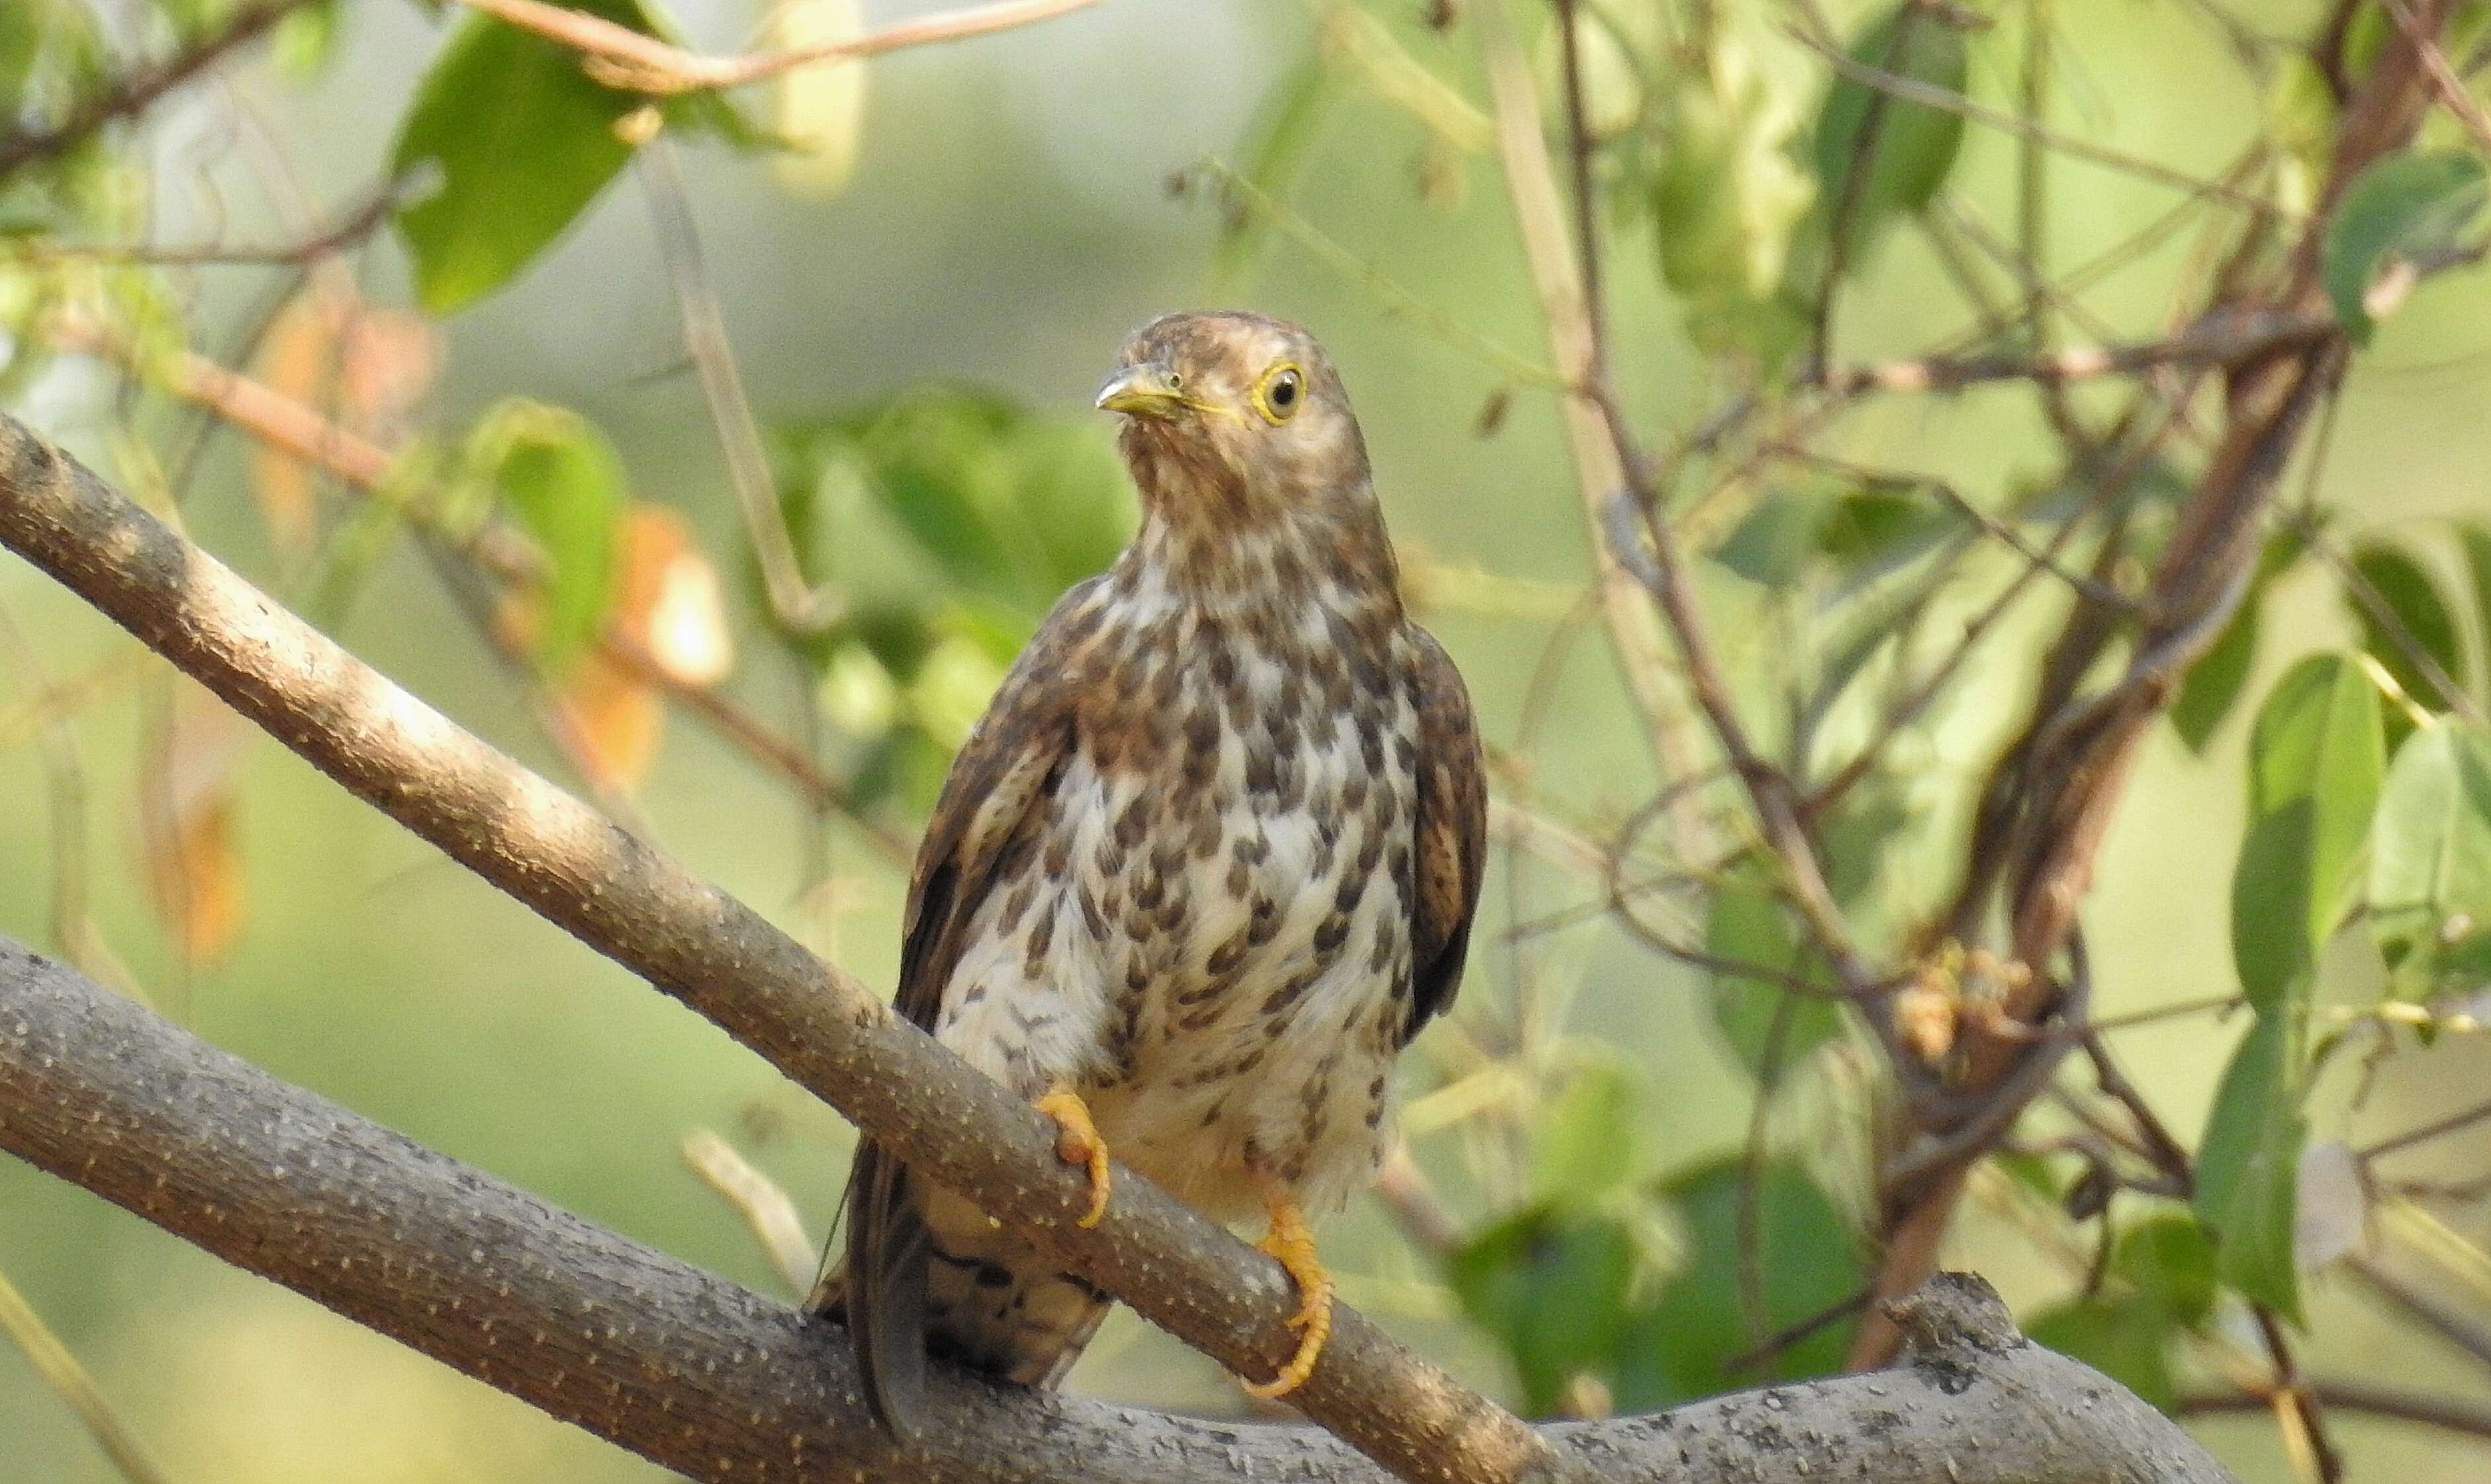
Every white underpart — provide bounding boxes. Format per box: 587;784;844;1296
937;577;1418;1227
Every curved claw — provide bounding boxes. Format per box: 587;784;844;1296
1242;1195;1333;1400
1034;1088;1111;1229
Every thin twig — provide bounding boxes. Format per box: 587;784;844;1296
2178;1381;2491;1443
2251;1303;2345;1484
636;136;841;637
681;1129;818;1299
0;0;323;179
0;600;144;1003
7;183;400;267
0;1266;177;1484
1189;159;1563;389
1484;0;1865;990
2384;0;2491;155
447;0;1098;95
1472;1;1711;800
48;323;904;861
1824;308;2335;397
2361;1096;2491;1164
1783;22;2287;216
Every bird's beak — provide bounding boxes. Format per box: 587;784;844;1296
1095;362;1189;420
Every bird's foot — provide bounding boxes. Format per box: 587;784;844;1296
1033;1088;1111;1229
1242;1193;1333;1399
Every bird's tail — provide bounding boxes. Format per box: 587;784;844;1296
820;1140;1109;1438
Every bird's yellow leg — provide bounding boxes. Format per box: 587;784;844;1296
1242;1191;1333;1400
1033;1088;1111;1229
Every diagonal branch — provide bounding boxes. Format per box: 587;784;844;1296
0;410;1570;1484
0;932;2247;1484
0;0;325;180
1850;0;2462;1369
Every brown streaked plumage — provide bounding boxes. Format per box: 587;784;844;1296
810;311;1485;1436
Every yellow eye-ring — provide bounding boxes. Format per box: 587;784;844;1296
1251;362;1305;425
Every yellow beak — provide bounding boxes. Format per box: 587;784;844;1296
1095;363;1190;420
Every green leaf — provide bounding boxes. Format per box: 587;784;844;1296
2173;593;2261;752
2112;1213;2220;1330
1713;484;1948;589
393;3;648;314
2347;542;2465;713
1610;1161;1863;1408
1530;1060;1645;1207
1446;1203;1638;1415
849;390;1035;596
0;0;42;115
990;418;1135;595
1809;4;1967;263
473;401;626;672
2370;723;2491;997
1715;485;1834;586
1646;37;1814;351
2321;149;2488;344
2462;524;2491;700
2026;1297;2178;1411
1704;873;1844;1079
2194;1014;2308;1321
2230;655;2385;1010
272;0;343;77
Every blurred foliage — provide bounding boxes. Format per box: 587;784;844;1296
5;1;2491;1481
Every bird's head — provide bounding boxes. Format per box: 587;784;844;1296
1095;312;1374;530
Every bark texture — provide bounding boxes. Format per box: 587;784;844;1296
1;934;2241;1484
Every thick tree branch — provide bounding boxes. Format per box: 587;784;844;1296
0;410;1569;1484
0;933;2246;1484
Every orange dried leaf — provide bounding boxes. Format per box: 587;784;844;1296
247;290;346;557
139;685;251;964
562;652;664;794
613;504;733;686
338;306;441;430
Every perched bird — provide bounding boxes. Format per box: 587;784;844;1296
811;311;1485;1436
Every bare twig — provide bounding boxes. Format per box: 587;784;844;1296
2384;0;2491;155
0;1265;176;1484
2361;1097;2491;1164
45;324;908;863
0;0;324;179
2349;1254;2491;1376
1485;0;1863;988
2179;1381;2491;1444
1783;21;2286;216
7;183;400;267
1473;1;1709;798
447;0;1099;95
681;1129;818;1299
1824;308;2335;398
635;136;842;638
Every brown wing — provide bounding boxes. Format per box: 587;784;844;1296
1403;623;1486;1043
816;577;1101;1438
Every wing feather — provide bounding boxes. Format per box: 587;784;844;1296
1403;624;1486;1043
813;578;1102;1436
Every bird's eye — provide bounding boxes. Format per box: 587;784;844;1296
1254;363;1305;425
